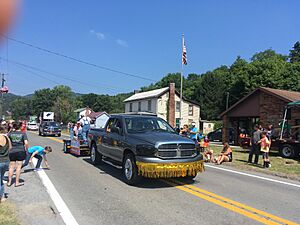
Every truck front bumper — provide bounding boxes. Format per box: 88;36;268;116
135;154;204;178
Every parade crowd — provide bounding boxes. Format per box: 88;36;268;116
177;122;274;168
0;122;52;203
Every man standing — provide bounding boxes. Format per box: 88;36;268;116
248;124;261;164
80;114;91;144
189;122;198;142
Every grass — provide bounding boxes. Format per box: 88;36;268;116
0;202;20;225
208;145;300;181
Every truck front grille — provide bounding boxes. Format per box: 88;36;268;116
157;143;197;159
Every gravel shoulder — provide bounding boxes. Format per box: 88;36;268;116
4;165;64;225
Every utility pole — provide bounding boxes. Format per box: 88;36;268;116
0;74;6;121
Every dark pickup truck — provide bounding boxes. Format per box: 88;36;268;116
88;113;204;185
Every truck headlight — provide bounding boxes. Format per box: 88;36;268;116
136;144;157;156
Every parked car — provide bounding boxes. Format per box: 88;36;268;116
88;113;204;185
39;121;61;137
207;127;234;143
27;122;38;131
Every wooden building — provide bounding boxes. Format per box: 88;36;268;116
220;87;300;144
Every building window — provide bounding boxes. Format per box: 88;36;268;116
138;102;141;111
176;118;180;128
188;105;193;116
148;100;152;112
176;101;180;112
129;103;133;112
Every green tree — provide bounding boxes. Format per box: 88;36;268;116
289;41;300;63
194;70;227;120
32;88;55;115
51;85;76;123
10;98;33;120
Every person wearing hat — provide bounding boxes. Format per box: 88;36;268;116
189;122;198;142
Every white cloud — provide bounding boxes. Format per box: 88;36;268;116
116;39;128;47
90;29;105;40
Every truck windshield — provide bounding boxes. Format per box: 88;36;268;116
46;122;59;127
125;117;176;134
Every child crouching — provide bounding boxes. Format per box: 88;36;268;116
22;146;52;170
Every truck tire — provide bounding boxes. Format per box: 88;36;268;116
123;153;141;185
90;143;102;165
279;144;295;158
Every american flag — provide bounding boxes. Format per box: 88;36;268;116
182;36;187;65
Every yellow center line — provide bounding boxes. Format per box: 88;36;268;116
171;179;298;225
47;136;64;143
164;180;298;225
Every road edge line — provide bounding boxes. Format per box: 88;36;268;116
205;164;300;188
32;158;79;225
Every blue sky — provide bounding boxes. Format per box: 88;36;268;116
0;0;299;95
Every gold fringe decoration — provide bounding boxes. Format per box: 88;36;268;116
136;160;205;178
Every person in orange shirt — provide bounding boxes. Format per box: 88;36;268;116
258;131;271;168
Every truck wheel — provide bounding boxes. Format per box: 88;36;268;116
58;134;61;137
279;144;295;158
90;143;102;165
123;153;141;185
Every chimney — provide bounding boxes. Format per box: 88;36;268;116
168;83;175;127
134;90;140;94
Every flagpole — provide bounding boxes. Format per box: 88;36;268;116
180;34;184;129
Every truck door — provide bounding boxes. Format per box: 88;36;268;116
105;118;125;162
101;118;115;157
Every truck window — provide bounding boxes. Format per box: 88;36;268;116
114;118;123;134
106;118;115;133
157;120;170;131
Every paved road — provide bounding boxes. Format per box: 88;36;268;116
27;132;300;225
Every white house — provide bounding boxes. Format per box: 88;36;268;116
74;107;92;119
200;120;215;134
87;111;110;128
124;83;201;128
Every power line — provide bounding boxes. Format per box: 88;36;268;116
0;57;127;92
11;63;83;93
13;63;61;85
3;35;156;82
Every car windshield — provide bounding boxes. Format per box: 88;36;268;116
46;122;59;127
125;117;176;134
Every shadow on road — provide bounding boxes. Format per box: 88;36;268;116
82;158;198;189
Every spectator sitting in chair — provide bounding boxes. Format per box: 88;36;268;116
203;148;215;163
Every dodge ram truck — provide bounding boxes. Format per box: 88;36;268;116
88;113;204;185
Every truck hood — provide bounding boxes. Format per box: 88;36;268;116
128;132;194;146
